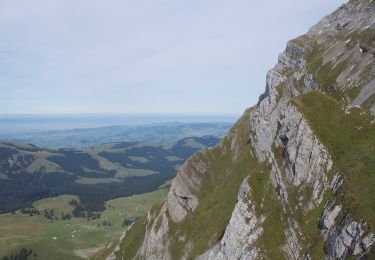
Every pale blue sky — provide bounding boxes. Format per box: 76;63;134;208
0;0;346;115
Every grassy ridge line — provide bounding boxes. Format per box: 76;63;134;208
293;91;375;231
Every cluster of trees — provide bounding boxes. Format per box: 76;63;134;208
20;207;40;216
19;205;73;222
2;248;35;260
69;199;101;220
122;218;136;227
69;199;85;218
86;211;101;221
99;220;112;227
43;208;55;220
19;205;74;222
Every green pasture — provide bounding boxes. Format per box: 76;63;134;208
0;190;167;259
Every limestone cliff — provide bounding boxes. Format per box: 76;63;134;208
110;0;375;259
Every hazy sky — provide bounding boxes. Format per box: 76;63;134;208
0;0;346;115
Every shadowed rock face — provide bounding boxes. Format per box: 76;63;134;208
114;1;375;259
166;154;207;223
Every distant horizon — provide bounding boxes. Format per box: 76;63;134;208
0;112;240;117
0;114;239;136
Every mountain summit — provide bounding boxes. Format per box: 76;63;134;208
108;0;375;259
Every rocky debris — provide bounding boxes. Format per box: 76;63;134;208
198;179;264;260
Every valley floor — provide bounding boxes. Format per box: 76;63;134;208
0;189;167;259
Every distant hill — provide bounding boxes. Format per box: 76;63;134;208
0;136;220;213
1;122;233;149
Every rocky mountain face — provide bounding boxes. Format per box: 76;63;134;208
111;0;375;259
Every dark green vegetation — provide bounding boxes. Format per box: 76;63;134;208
2;248;35;260
0;136;220;214
293;91;375;231
3;122;232;149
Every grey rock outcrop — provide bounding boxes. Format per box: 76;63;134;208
166;154;208;223
354;233;375;256
249;43;333;209
137;205;172;260
320;203;375;259
325;219;374;259
320;202;342;231
199;179;264;260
